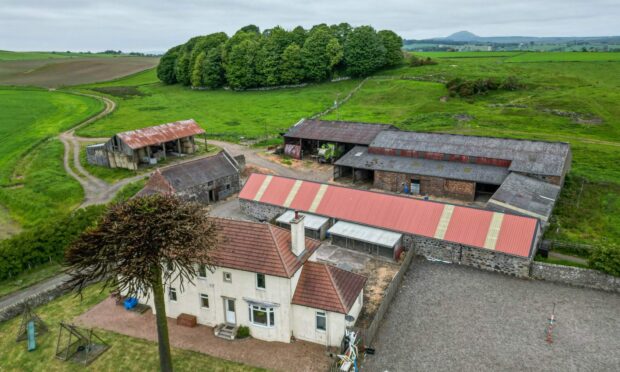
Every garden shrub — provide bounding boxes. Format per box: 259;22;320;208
589;245;620;277
446;76;523;97
236;325;250;339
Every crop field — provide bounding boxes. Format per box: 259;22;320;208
0;56;158;88
0;50;109;61
0;88;102;235
75;78;361;139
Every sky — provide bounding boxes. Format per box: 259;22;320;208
2;0;619;52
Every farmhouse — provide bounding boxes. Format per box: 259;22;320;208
138;217;366;347
282;119;398;160
86;119;205;170
239;173;542;277
136;150;243;204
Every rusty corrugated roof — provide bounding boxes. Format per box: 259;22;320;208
239;174;539;258
283;119;399;145
117;119;205;149
292;261;366;314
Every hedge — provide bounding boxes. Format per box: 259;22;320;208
0;205;104;281
589;245;620;277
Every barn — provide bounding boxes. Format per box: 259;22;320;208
282;119;398;160
136;150;243;204
239;173;542;277
334;130;571;203
86;119;205;170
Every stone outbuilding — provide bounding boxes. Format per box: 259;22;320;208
86;119;205;170
137;150;243;204
282;119;398;160
335;129;572;202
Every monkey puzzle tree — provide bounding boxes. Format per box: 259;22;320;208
64;194;219;372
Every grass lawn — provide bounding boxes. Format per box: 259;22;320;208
0;262;62;299
322;54;620;246
74;78;361;140
0;283;264;371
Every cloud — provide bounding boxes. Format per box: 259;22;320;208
1;0;618;52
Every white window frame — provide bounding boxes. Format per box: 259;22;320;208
197;264;207;279
199;293;209;309
316;311;327;331
248;304;275;328
256;273;266;290
168;287;177;302
223;271;232;283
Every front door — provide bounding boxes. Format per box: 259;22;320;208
225;299;236;324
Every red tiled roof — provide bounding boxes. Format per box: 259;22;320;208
210;218;321;278
292;262;366;314
117;119;205;149
136;169;174;197
239;174;540;258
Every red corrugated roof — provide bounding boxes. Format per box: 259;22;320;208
292;261;367;314
116;119;205;149
240;174;539;258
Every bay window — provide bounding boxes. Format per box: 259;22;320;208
248;304;275;327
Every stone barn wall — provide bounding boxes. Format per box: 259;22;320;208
239;199;286;222
177;173;240;204
374;170;476;201
404;235;531;277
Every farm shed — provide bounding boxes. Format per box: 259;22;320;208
136;150;242;204
328;221;402;260
276;210;330;240
87;119;205;170
282;119;398;160
239;174;542;277
334;129;571;201
486;173;561;223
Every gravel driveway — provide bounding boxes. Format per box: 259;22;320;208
364;258;620;372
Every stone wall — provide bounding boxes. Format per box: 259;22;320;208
0;282;81;322
530;262;620;293
404;234;531;277
374;170;475;201
239;199;286;222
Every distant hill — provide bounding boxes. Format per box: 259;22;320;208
437;31;620;44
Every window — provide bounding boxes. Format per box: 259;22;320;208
207;181;214;186
168;287;177;302
256;273;266;289
226;184;231;190
316;311;326;331
249;305;275;327
166;261;173;272
223;272;232;282
199;293;209;308
197;264;207;279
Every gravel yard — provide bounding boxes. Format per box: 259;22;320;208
364;257;620;372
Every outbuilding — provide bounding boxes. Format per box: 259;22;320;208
328;221;403;260
276;210;330;240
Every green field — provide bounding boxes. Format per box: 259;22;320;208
415;51;523;58
506;51;620;62
0;88;102;234
75;78;361;140
0;283;263;371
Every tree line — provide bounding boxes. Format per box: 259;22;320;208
157;23;403;90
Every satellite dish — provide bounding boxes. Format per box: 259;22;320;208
345;315;355;322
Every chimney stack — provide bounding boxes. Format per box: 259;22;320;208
290;211;305;256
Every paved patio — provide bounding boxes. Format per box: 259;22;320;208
76;297;332;372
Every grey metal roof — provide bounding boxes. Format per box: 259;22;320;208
283;119;399;145
335;146;509;185
328;221;402;248
486;173;561;222
370;131;571;177
160;150;239;190
276;210;330;231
